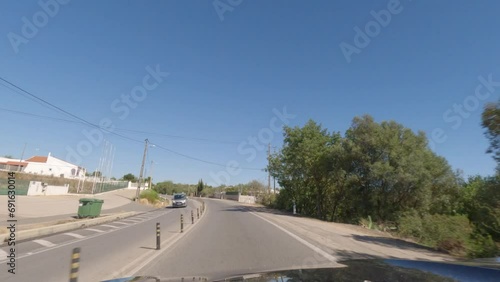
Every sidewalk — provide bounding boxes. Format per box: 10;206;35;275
0;189;157;227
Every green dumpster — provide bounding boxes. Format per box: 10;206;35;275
78;198;104;218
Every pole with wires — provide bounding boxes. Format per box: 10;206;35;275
136;139;149;201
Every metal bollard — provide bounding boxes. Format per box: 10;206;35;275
197;208;199;219
156;222;161;250
69;247;80;282
191;210;194;224
180;214;184;233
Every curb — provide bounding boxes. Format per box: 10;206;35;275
1;211;139;244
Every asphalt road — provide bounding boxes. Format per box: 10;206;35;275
1;198;449;281
0;199;202;282
137;199;339;280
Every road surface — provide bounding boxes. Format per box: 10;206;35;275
1;198;451;281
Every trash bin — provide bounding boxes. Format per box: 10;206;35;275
90;199;104;217
78;198;104;218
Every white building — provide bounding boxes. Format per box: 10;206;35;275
23;153;86;178
0;157;28;171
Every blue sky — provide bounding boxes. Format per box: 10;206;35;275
1;0;499;186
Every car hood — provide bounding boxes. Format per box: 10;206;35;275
101;259;500;282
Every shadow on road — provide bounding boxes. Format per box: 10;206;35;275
221;205;292;216
140;246;157;250
347;234;442;254
333;249;386;261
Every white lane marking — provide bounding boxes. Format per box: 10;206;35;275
112;201;207;279
250;212;338;263
64;233;85;239
33;239;56;247
86;228;105;233
0;248;8;258
114;222;129;225
121;219;141;223
0;210;175;263
101;224;119;229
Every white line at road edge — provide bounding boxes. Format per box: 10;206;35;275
64;232;85;239
110;201;207;280
249;212;338;264
33;239;56;247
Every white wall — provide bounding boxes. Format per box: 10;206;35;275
126;181;148;190
27;181;69;196
24;155;83;178
238;195;256;204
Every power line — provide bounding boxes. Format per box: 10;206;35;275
0;77;264;170
0;107;240;144
151;143;264;170
0;77;143;145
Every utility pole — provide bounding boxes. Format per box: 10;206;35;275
267;143;271;194
136;139;149;201
148;160;155;191
18;143;27;172
273;147;276;194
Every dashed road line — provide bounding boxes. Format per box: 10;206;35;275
101;224;119;229
33;239;56;247
86;228;105;233
114;222;129;225
121;219;141;223
64;232;85;239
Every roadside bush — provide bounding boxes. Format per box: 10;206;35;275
398;212;473;256
140;189;159;204
258;193;277;208
398;212;499;257
467;232;498;258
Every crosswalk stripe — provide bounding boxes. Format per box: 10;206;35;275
86;228;105;233
64;232;85;239
121;219;141;223
0;248;8;259
114;222;129;225
101;224;119;229
33;239;56;247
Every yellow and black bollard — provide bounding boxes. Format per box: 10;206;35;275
197;208;199;219
180;214;184;233
69;247;80;282
156;222;161;250
191;210;194;224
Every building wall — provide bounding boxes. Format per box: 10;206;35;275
24;155;84;178
27;181;69;196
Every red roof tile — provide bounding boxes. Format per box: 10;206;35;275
26;156;48;163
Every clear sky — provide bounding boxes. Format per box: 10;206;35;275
1;0;499;186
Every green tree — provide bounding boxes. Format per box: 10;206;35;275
197;179;205;196
122;173;137;182
460;175;500;241
268;119;339;219
482;101;500;169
